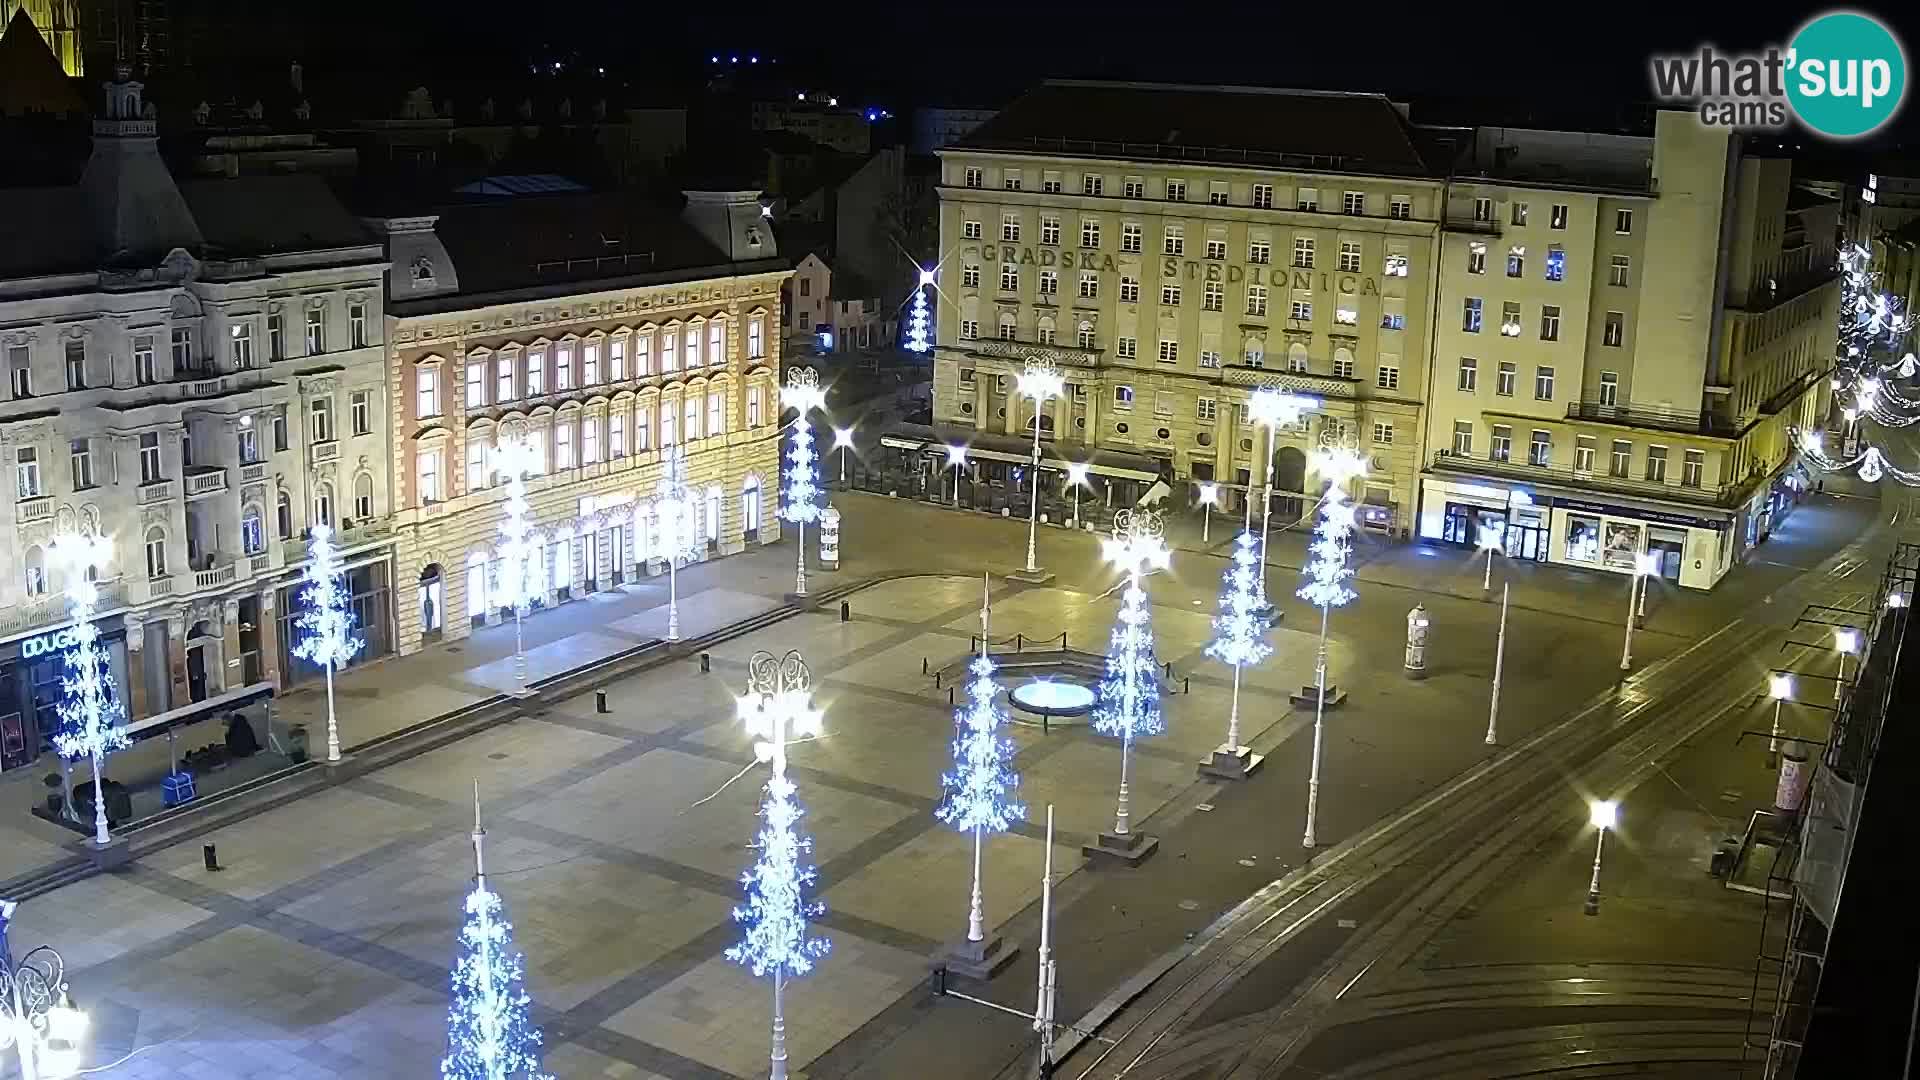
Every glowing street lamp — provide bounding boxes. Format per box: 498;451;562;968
1246;388;1319;603
1767;673;1793;768
1834;626;1859;702
1618;552;1660;671
945;444;968;505
1476;524;1502;591
1197;482;1219;545
1065;462;1091;528
1583;799;1617;916
1888;592;1909;609
782;368;827;598
831;426;855;485
1016;359;1066;575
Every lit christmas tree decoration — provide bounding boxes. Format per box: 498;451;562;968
1092;510;1170;851
1297;440;1368;849
492;435;541;694
292;524;364;763
936;576;1024;946
904;266;934;353
782;368;826;597
442;784;550;1080
1202;531;1272;772
50;533;128;847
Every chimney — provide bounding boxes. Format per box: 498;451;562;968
289;60;304;95
682;190;775;263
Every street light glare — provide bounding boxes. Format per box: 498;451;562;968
1589;800;1618;830
1634;552;1661;576
1198;482;1218;504
1889;592;1909;609
1477;525;1502;552
832;426;855;449
1769;673;1794;700
945;444;968;466
1835;627;1860;654
1066;462;1090;485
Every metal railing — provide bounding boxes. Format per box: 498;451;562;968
1429;449;1733;505
1566;400;1743;437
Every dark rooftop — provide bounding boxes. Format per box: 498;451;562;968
180;175;377;256
951;80;1440;178
1786;186;1841;212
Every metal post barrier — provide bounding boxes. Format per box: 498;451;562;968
840;601;850;622
948;687;955;705
1183;677;1190;694
700;652;711;673
595;689;609;713
203;843;221;871
923;657;931;674
935;672;942;689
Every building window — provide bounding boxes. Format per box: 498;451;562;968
1529;429;1552;466
1114;385;1134;408
1002;214;1020;242
1609;255;1631;287
1473;197;1493;222
1290;298;1313;321
1458;356;1478;392
1153;391;1174;418
1575;436;1596;472
1338;241;1362;273
1116;336;1136;360
275;490;292;538
170;327;194;373
964;167;982;188
1288;347;1309;374
1199;350;1221;368
1377;364;1400;390
684;327;701;370
1208;183;1228;206
1604;311;1625;347
1373;422;1394;445
1490;425;1512;462
1332;353;1355;379
1549;204;1568;230
1535;365;1555;400
1041;216;1061;245
1119;277;1140;303
1249;240;1271;264
304;308;324;354
134;335;157;383
962;263;981;289
310;396;333;442
1507;246;1525;277
1078;272;1098;299
145;527;167;579
1081;219;1101;248
1244;340;1265;367
351;390;372;435
497;353;516;401
1157;339;1179;364
1343;191;1365;215
1252;184;1273;208
6;346;29;398
636;333;654;374
416;366;440;418
1197;397;1217;421
1082;174;1103;196
1390;195;1411;220
1463;298;1483;333
1124;177;1145;198
1004;173;1022;191
1599;371;1619;406
1609;439;1631;477
68;438;93;490
1165;179;1186;201
1203;281;1223;311
1683;449;1705;488
1511;202;1528;226
1206;238;1226;261
1381;311;1405;331
584;341;602;384
1043;175;1063;194
1452;421;1473;455
1161;284;1181;307
467;438;489;491
1122;223;1142;253
1040;270;1059;297
1495;361;1516;396
1163;224;1184;256
1545;248;1566;282
238;425;259;466
583;415;602;462
963;220;982;240
1384;248;1409;277
1467;242;1486;275
1079;323;1097;349
349;302;368;348
1540;306;1561;341
418;448;443;502
1001;264;1019;291
961;320;979;340
998;316;1017;341
1247;285;1268;316
1615;208;1634;234
272;407;288;452
1297;187;1319;212
14;447;39;499
64;339;86;388
267;314;285;361
609;337;626;380
1335;296;1358;325
1293;237;1314;268
1037;322;1056;345
467;361;487;408
637;407;651;449
1501;301;1523;337
1646;445;1668;482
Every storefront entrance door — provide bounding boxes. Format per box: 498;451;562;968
1505;522;1545;562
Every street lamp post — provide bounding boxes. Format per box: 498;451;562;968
1834;627;1859;702
1197;483;1218;546
1299;438;1367;849
1065;462;1090;529
1486;582;1509;746
0;901;89;1080
1477;525;1502;591
1584;799;1618;916
1618;552;1659;671
1016;359;1066;576
782;368;827;599
1098;510;1171;846
1246;388;1320;604
491;435;541;688
946;444;968;506
49;534;127;848
1767;673;1793;768
654;445;704;642
832;426;855;486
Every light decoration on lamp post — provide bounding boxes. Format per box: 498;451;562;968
1202;530;1272;778
1477;524;1503;591
781;368;826;598
1093;509;1170;846
1298;437;1366;849
0;900;88;1080
292;523;364;763
1767;673;1794;768
492;436;541;694
1834;627;1860;703
1617;551;1660;672
946;444;968;506
50;533;127;848
1016;358;1065;575
1247;388;1320;603
653;445;704;642
1583;799;1618;915
935;576;1024;958
904;266;934;354
831;426;855;486
441;784;550;1080
1197;482;1218;546
729;650;829;1080
1065;461;1090;528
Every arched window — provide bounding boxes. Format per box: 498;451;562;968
1244;336;1266;368
276;489;293;539
741;475;762;537
1077;321;1096;350
313;482;334;529
241;504;265;555
1036;315;1056;345
144;526;168;579
23;545;45;596
1333;345;1355;380
998;313;1017;342
1288;341;1310;373
353;472;374;520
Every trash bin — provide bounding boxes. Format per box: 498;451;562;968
287;724;310;764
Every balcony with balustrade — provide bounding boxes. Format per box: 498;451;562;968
184;466;229;498
1565;400;1744;439
15;494;53;525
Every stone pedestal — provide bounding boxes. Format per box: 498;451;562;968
1007;568;1055;585
1288;685;1348;709
1083;829;1159;867
86;835;132;871
1199;745;1264;781
934;933;1019;981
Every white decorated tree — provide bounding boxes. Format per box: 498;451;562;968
1202;530;1272;774
1092;510;1169;849
904;268;934;354
292;524;364;763
1297;442;1366;848
442;784;550;1080
50;534;128;846
936;577;1024;949
781;369;826;597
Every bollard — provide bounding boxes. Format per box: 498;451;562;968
1183;676;1190;694
948;687;955;704
595;689;609;714
203;843;221;872
935;672;942;689
840;600;850;622
700;652;711;674
923;657;930;674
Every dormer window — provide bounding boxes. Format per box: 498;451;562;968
746;227;763;248
410;255;436;285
